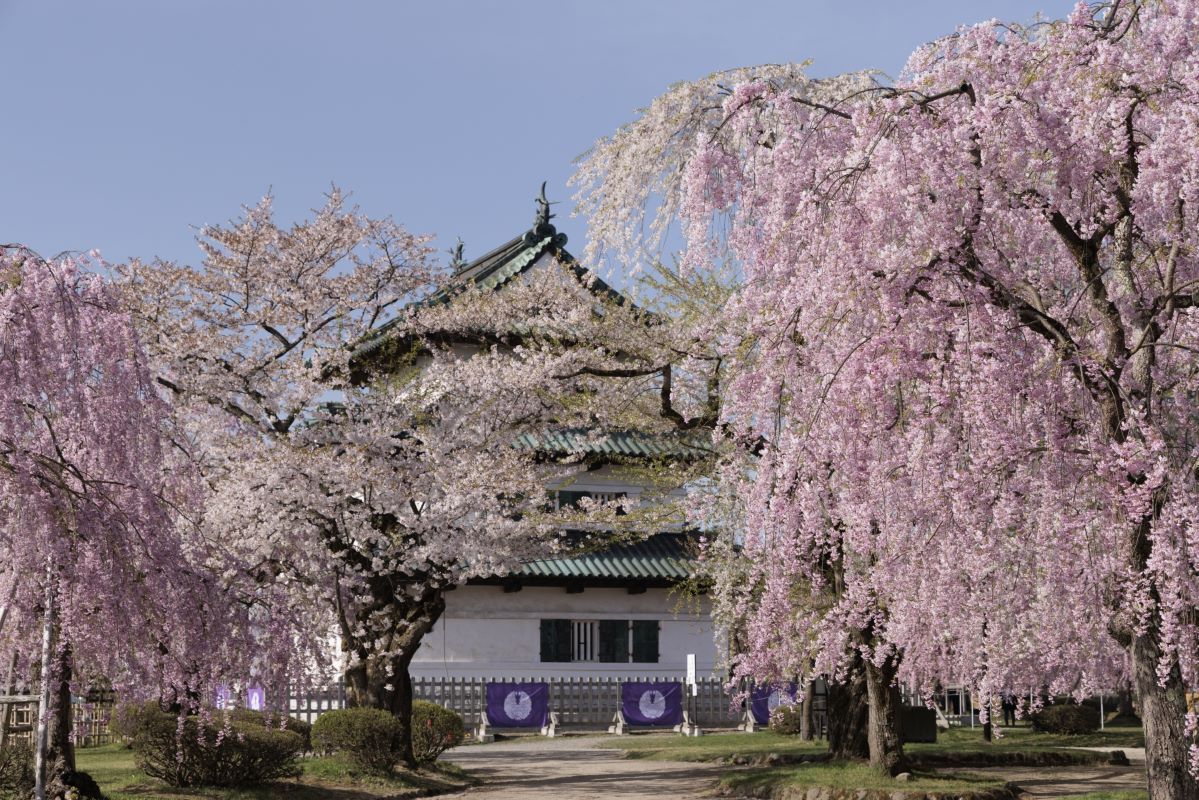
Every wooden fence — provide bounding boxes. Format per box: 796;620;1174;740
290;677;829;731
0;696;116;748
0;677;829;746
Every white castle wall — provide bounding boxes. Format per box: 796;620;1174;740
410;584;723;680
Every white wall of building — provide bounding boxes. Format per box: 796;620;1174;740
411;584;723;680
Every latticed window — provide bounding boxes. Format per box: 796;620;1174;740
539;618;659;663
573;620;598;661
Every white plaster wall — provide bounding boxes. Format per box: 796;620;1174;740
410;585;724;680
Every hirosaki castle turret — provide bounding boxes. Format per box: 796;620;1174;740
356;187;723;681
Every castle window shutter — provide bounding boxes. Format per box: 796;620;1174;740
632;619;659;663
598;619;630;663
540;618;572;662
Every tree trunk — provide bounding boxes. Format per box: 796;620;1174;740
1119;685;1136;716
345;651;418;764
1130;627;1198;800
34;573;54;800
826;656;869;760
343;588;445;769
863;656;907;776
799;680;815;741
43;645;75;800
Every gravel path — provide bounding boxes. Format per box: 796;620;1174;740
441;735;721;800
441;735;1150;800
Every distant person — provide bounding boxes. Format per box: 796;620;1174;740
1001;694;1017;727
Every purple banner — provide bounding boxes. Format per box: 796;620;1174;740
213;683;231;709
751;683;797;725
485;682;549;728
246;686;265;711
621;681;683;726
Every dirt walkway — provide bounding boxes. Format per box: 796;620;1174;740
442;735;720;800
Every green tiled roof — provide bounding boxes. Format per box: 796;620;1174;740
514;429;711;460
516;532;697;582
352;221;627;361
469;235;554;293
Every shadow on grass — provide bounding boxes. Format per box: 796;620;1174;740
718;761;1013;798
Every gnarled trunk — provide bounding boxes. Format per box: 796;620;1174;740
826;654;869;760
863;655;907;776
44;646;75;800
343;587;445;769
1130;627;1198;800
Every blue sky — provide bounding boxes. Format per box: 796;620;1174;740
1;0;1069;268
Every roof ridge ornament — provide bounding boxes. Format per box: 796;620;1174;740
526;181;568;246
534;181;556;227
449;237;467;272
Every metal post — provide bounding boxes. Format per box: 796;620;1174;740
1100;694;1105;730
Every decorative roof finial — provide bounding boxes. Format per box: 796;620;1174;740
533;181;557;229
449;237;466;271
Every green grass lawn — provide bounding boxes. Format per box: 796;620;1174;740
601;724;1142;765
75;745;473;800
600;724;1145;797
595;730;828;762
912;724;1144;752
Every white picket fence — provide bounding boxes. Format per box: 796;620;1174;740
289;676;826;730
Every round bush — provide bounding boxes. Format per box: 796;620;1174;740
412;701;465;764
311;707;403;774
768;703;805;735
1029;703;1101;734
120;704;303;787
229;707;313;752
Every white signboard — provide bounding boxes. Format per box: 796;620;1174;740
686;653;697;696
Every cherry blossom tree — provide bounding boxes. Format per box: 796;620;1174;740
119;191;674;767
576;2;1199;792
0;248;246;799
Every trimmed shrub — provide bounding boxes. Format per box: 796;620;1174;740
768;702;805;735
0;741;34;800
122;704;303;787
1029;703;1101;734
109;699;162;742
412;701;464;764
312;708;403;774
229;707;313;752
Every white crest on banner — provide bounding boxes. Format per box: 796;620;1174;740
638;689;666;720
504;690;532;721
